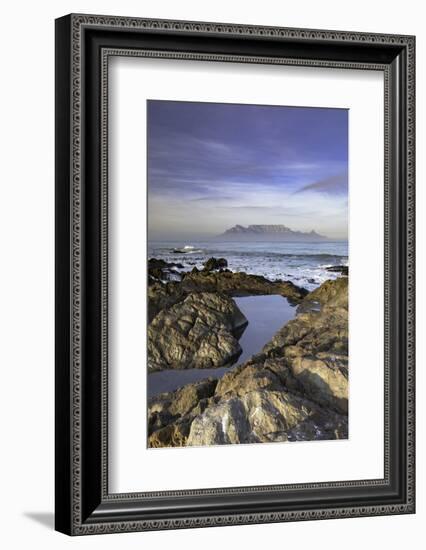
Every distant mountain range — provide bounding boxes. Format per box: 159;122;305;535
215;224;327;241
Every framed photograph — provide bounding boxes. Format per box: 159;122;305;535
55;14;415;535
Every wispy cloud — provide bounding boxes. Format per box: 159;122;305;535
295;172;348;195
147;101;348;239
191;195;234;202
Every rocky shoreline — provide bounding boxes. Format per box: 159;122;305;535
148;257;307;321
147;257;349;447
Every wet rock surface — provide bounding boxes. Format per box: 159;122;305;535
181;270;308;303
148;292;248;372
148;258;184;284
202;257;228;271
326;265;348;276
147;277;349;447
148;263;308;321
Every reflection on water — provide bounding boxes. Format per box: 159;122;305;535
147;295;296;399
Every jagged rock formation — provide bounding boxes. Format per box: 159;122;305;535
202;257;228;271
148;267;308;321
181;270;308;302
148;258;184;283
326;265;348;276
147;277;349;447
148;292;248;372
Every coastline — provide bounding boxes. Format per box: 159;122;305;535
148;294;296;397
148;239;348;291
147;255;349;447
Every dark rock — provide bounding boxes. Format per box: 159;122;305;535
181;270;308;304
147;277;349;447
148;421;192;447
148;258;184;271
326;265;349;276
148;378;219;447
148;258;184;283
148;292;248;372
148;266;308;322
148;270;307;323
149;267;166;280
203;257;228;271
148;281;187;322
148;378;217;434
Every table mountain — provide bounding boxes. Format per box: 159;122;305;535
215;224;327;241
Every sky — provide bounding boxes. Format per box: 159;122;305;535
147;100;348;240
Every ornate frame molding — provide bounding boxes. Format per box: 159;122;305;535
55;14;415;535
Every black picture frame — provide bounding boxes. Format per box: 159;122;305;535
55;13;415;535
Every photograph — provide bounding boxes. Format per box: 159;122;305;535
52;10;415;537
146;100;349;448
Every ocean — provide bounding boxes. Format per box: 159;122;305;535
148;240;348;291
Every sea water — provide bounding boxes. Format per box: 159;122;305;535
147;240;348;398
148;295;295;398
148;239;348;291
